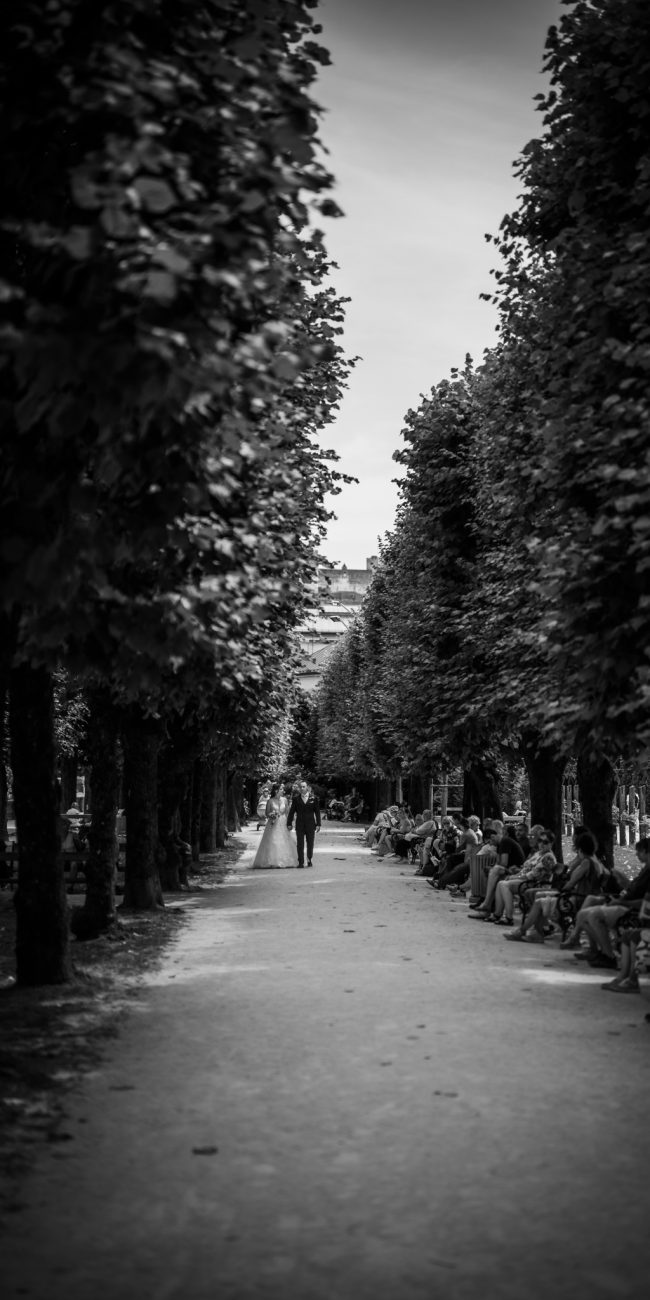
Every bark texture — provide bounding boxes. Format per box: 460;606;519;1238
122;710;164;910
10;663;71;985
0;614;14;843
520;730;567;864
190;759;202;861
227;771;242;833
215;764;227;849
158;736;192;891
576;747;617;870
462;762;503;821
199;758;218;853
71;687;120;940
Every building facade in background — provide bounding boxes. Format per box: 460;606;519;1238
297;558;377;692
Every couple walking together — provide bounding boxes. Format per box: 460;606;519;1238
253;781;321;870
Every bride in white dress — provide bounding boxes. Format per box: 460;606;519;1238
252;783;299;869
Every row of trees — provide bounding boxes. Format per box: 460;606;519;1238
314;0;650;860
1;1;352;984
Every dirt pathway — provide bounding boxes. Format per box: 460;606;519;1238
3;823;650;1299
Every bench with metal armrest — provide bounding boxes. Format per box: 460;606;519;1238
513;864;571;934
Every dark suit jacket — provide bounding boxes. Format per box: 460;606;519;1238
287;794;321;831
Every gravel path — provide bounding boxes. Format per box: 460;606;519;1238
3;822;650;1300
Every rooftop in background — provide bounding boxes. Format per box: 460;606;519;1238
297;557;378;691
318;556;378;605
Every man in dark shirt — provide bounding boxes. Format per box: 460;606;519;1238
468;819;530;916
494;821;526;873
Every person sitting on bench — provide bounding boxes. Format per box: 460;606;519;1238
488;830;557;926
468;821;535;917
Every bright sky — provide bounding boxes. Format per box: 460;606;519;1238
314;0;563;569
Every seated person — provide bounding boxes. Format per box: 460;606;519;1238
468;820;534;917
558;831;616;947
436;816;482;892
559;823;628;949
488;829;557;925
426;817;461;882
406;812;438;874
566;837;650;969
600;910;644;993
503;838;604;943
391;807;416;860
362;808;391;848
374;807;400;856
514;821;531;859
471;826;499;901
409;810;434;833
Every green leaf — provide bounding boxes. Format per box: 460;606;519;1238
133;177;176;213
142;269;177;302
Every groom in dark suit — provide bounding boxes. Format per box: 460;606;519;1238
287;781;321;868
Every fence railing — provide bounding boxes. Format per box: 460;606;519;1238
562;783;650;846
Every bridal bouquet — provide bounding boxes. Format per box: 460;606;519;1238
267;809;278;824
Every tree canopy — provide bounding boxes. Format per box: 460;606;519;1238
0;0;356;978
315;0;650;843
1;0;352;698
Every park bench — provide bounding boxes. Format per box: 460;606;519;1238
0;844;125;893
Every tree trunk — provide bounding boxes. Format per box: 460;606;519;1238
0;759;7;846
199;757;218;853
180;766;193;844
122;710;164;910
59;754;78;812
520;730;567;864
9;663;71;985
157;738;192;892
0;692;7;844
215;763;227;848
190;759;202;861
0;615;14;843
227;770;243;833
462;761;502;821
71;686;120;941
409;771;429;815
576;746;617;870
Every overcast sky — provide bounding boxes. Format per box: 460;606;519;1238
314;0;563;569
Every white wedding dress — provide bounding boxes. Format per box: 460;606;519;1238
252;797;299;869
